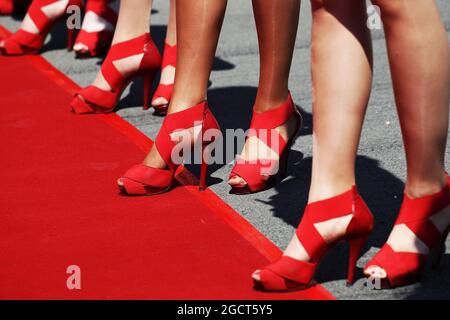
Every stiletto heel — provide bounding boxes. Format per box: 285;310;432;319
347;235;369;285
0;0;83;56
119;101;221;196
364;174;450;288
229;92;302;194
254;187;374;292
70;33;161;114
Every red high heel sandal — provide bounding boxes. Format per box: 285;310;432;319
118;101;220;196
364;174;450;288
254;187;374;292
0;0;83;55
73;0;117;58
228;93;302;194
151;43;176;116
0;0;31;15
70;33;161;114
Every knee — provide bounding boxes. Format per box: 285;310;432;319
371;0;407;19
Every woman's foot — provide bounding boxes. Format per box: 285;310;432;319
73;0;119;57
364;174;450;287
228;93;302;194
151;43;176;115
253;187;374;291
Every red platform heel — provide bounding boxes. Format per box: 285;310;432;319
0;0;31;15
0;0;83;55
150;43;176;116
70;33;161;114
73;0;118;58
364;174;450;288
228;92;302;194
254;187;374;292
118;101;220;196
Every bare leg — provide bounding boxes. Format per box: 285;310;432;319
228;0;301;187
365;0;450;279
253;0;373;280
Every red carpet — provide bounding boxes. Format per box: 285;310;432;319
0;26;333;300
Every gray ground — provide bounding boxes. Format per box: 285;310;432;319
1;0;450;300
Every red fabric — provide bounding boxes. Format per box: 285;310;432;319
266;256;316;284
0;43;332;299
257;187;373;291
0;0;14;13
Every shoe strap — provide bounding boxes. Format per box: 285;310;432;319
6;29;44;51
229;159;279;192
84;0;118;25
161;43;176;68
265;256;316;285
155;101;209;171
100;33;152;91
250;92;296;131
296;187;358;261
73;28;112;55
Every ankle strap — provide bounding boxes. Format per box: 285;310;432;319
250;92;296;130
